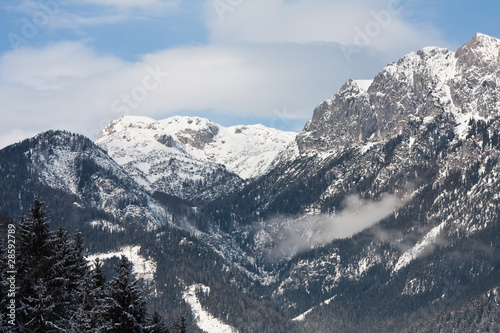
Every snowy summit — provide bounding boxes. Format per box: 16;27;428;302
96;115;297;200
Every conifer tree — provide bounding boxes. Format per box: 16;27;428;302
105;255;148;332
146;311;170;333
171;317;188;333
76;257;108;332
69;233;89;292
15;197;87;331
48;227;76;323
1;197;183;332
17;197;58;331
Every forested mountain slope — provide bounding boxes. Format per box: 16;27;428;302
1;33;500;332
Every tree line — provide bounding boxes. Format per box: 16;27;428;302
0;197;187;332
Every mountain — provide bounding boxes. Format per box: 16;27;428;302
0;130;169;231
191;32;500;331
96;115;296;202
0;130;286;332
297;32;500;153
1;33;500;332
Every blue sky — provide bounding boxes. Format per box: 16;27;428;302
0;0;499;148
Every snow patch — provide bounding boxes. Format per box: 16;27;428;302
401;277;431;296
423;116;435;124
86;245;156;282
359;141;377;155
393;222;445;273
183;284;238;333
353;79;373;93
408;137;416;149
453;111;488;140
292;295;337;322
292;308;314;322
89;220;125;233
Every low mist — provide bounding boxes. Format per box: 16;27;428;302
258;194;404;261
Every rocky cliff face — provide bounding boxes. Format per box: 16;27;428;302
453;33;500;115
1;33;500;333
296;33;500;153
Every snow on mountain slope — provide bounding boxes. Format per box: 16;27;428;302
2;130;169;229
392;222;446;274
183;284;238;333
96;116;296;200
204;122;296;180
297;33;500;153
97;115;296;180
87;245;156;282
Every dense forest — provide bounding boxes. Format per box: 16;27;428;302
0;197;187;333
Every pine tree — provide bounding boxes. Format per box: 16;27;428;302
47;227;76;327
76;257;108;332
69;233;89;291
15;197;86;331
105;255;148;332
17;198;58;331
146;311;170;333
27;280;59;331
171;317;188;333
66;232;91;331
50;228;91;331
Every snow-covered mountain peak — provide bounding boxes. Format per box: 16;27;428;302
98;115;220;147
297;33;500;153
156;115;218;130
456;32;500;64
380;46;456;88
97;115;156;139
96;115;297;199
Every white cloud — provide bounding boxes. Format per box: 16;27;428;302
0;40;386;148
0;42;124;90
269;194;404;260
2;0;180;35
0;0;453;148
0;129;39;149
138;44;358;115
0;42;129;145
206;0;448;59
48;13;129;30
79;0;180;10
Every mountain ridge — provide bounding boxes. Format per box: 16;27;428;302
1;33;500;332
96;115;296;202
296;32;500;153
0;130;170;230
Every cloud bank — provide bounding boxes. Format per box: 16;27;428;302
0;0;450;148
258;194;404;261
